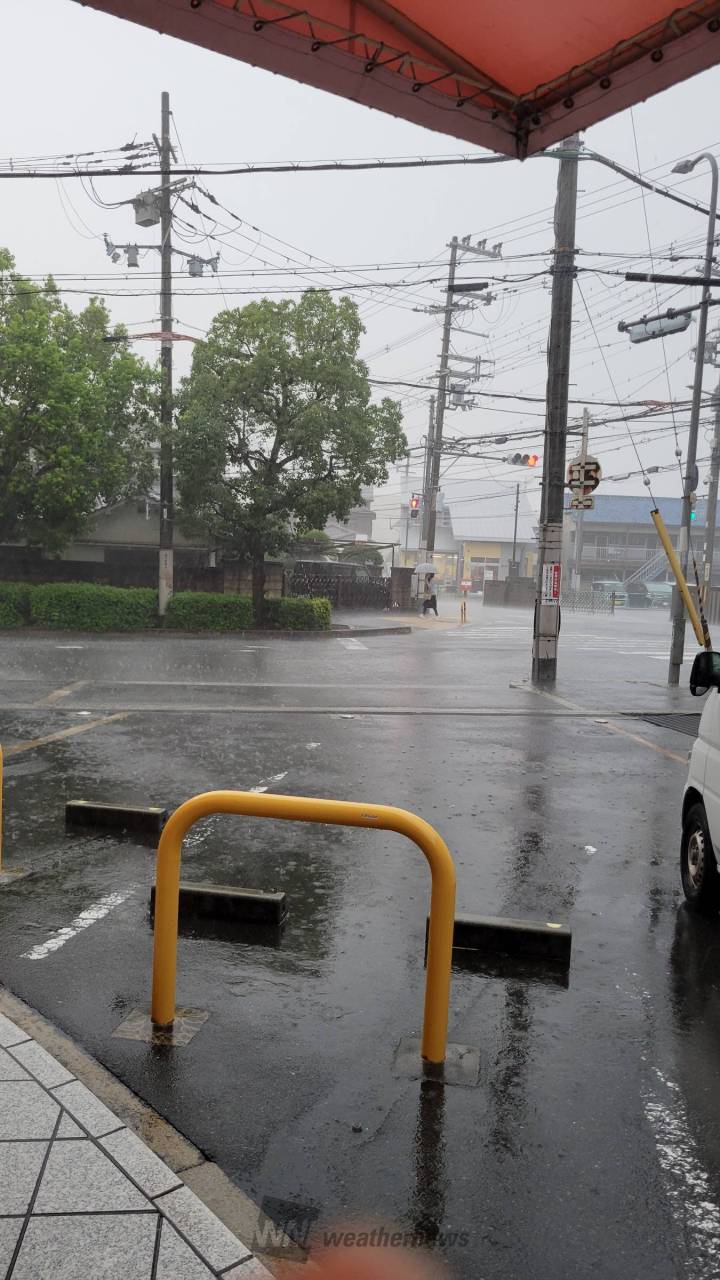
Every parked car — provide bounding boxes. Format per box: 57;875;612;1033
681;650;720;911
645;582;674;609
591;579;627;607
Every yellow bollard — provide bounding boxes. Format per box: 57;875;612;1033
651;509;709;647
151;791;457;1064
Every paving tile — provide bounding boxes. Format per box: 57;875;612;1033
56;1114;84;1139
0;1012;30;1048
34;1139;150;1212
0;1141;48;1213
8;1040;74;1088
0;1218;23;1271
156;1220;215;1278
100;1128;182;1198
0;1081;59;1139
224;1258;277;1279
155;1184;251;1271
0;1047;31;1080
50;1079;120;1137
11;1212;158;1280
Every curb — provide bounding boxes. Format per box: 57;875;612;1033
0;625;411;640
0;987;301;1274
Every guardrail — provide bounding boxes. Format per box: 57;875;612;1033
151;790;457;1065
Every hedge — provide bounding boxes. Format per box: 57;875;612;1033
30;582;158;631
262;597;331;631
164;591;253;631
0;582;34;627
0;581;331;632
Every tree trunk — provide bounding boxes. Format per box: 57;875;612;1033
251;551;266;626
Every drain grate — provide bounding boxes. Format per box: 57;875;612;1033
633;712;701;738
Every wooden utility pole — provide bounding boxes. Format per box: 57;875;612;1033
425;237;458;557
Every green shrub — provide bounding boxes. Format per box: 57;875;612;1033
31;582;157;631
164;591;253;631
0;582;35;627
262;596;331;631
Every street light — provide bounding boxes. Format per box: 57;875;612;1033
667;152;718;685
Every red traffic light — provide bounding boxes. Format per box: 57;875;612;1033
409;495;420;509
527;453;539;467
510;452;540;467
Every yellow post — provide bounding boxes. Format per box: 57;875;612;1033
151;791;456;1064
651;509;708;648
0;744;3;873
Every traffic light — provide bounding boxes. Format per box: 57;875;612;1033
510;453;539;467
409;494;421;520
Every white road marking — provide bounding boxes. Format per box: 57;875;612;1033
643;1067;720;1276
340;639;368;650
249;771;289;794
54;645;85;651
305;742;321;750
22;890;134;960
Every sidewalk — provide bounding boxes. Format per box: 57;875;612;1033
0;1008;273;1280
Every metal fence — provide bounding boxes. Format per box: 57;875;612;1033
560;588;617;614
289;572;390;610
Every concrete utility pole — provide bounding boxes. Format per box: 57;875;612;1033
425;237;459;557
531;136;580;684
420;396;436;550
668;151;718;684
703;380;720;600
158;91;174;616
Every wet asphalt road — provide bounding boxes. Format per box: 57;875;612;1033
0;603;717;1279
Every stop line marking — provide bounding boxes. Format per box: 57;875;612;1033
340;638;368;650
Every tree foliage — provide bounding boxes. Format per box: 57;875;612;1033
0;250;156;550
175;290;406;618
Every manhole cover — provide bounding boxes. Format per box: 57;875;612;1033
633;713;701;738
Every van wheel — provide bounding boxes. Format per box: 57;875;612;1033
681;804;720;914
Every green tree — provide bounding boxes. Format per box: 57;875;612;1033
0;250;156;551
175;291;406;620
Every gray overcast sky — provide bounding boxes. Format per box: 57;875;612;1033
5;0;720;536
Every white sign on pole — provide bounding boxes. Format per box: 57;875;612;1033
542;562;561;605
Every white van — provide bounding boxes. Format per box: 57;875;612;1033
681;650;720;911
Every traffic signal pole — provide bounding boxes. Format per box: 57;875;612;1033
425;238;458;558
532;137;580;684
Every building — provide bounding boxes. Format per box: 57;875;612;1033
450;488;538;588
397;491;460;586
563;494;720;587
324;487;376;543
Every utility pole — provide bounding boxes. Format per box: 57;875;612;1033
420;396;436;550
510;483;520;575
668;151;718;684
572;408;590;589
703;380;720;600
531;136;580;684
425;237;458;558
158;91;174;616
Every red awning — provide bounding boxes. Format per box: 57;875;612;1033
80;0;720;156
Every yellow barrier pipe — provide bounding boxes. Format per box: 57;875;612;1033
151;791;457;1064
0;745;3;873
651;509;707;648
